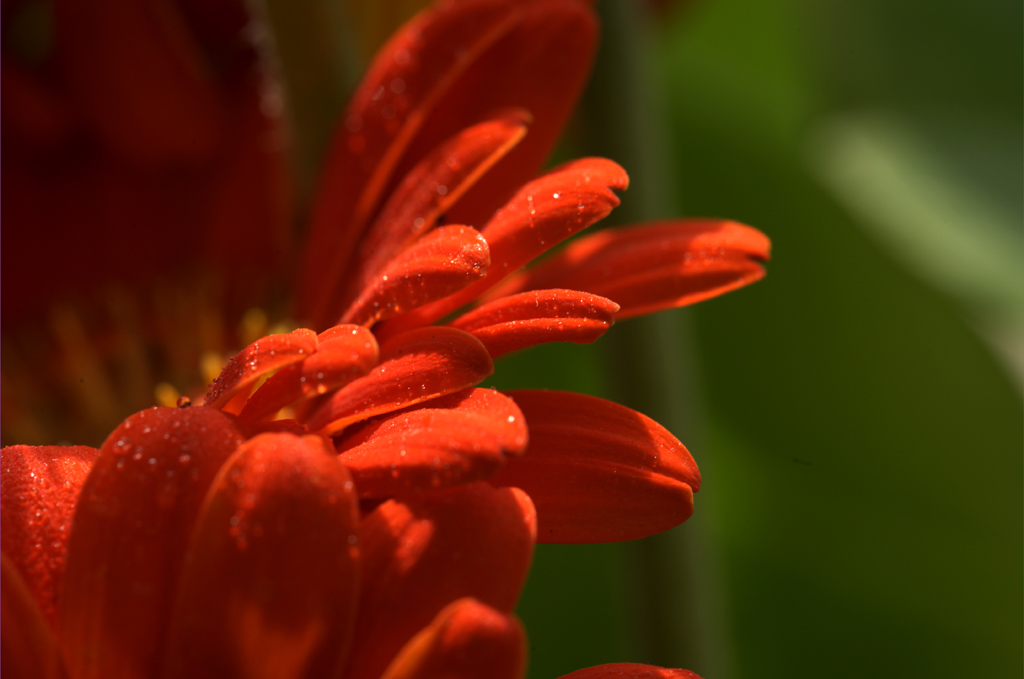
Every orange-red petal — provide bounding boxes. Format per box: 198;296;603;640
379;597;525;679
336;388;527;498
238;325;379;425
203;328;318;409
495;220;771;319
337;110;529;317
340;225;490;327
58;407;245;679
488;390;700;544
450;288;619;359
307;327;493;436
1;556;67;679
375;157;628;340
344;482;536;679
299;1;520;327
558;664;703;679
400;0;599;231
301;0;599;329
161;434;360;679
0;445;97;629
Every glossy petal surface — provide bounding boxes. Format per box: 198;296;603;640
300;1;520;326
302;0;597;329
379;598;525;679
375;158;628;339
496;220;770;318
204;329;318;409
307;328;493;436
338;111;529;316
488;391;700;543
238;326;379;424
162;434;360;679
451;289;618;358
337;388;527;497
401;0;598;230
558;664;703;679
344;483;536;679
59;407;245;679
0;445;96;628
341;225;490;326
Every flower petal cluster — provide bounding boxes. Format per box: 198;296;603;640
1;0;770;677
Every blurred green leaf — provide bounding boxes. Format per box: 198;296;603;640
808;111;1023;382
651;0;1022;675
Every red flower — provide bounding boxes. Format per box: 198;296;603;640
2;426;534;679
1;0;768;676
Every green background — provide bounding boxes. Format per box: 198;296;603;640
486;1;1022;677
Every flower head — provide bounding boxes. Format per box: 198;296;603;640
1;0;769;677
